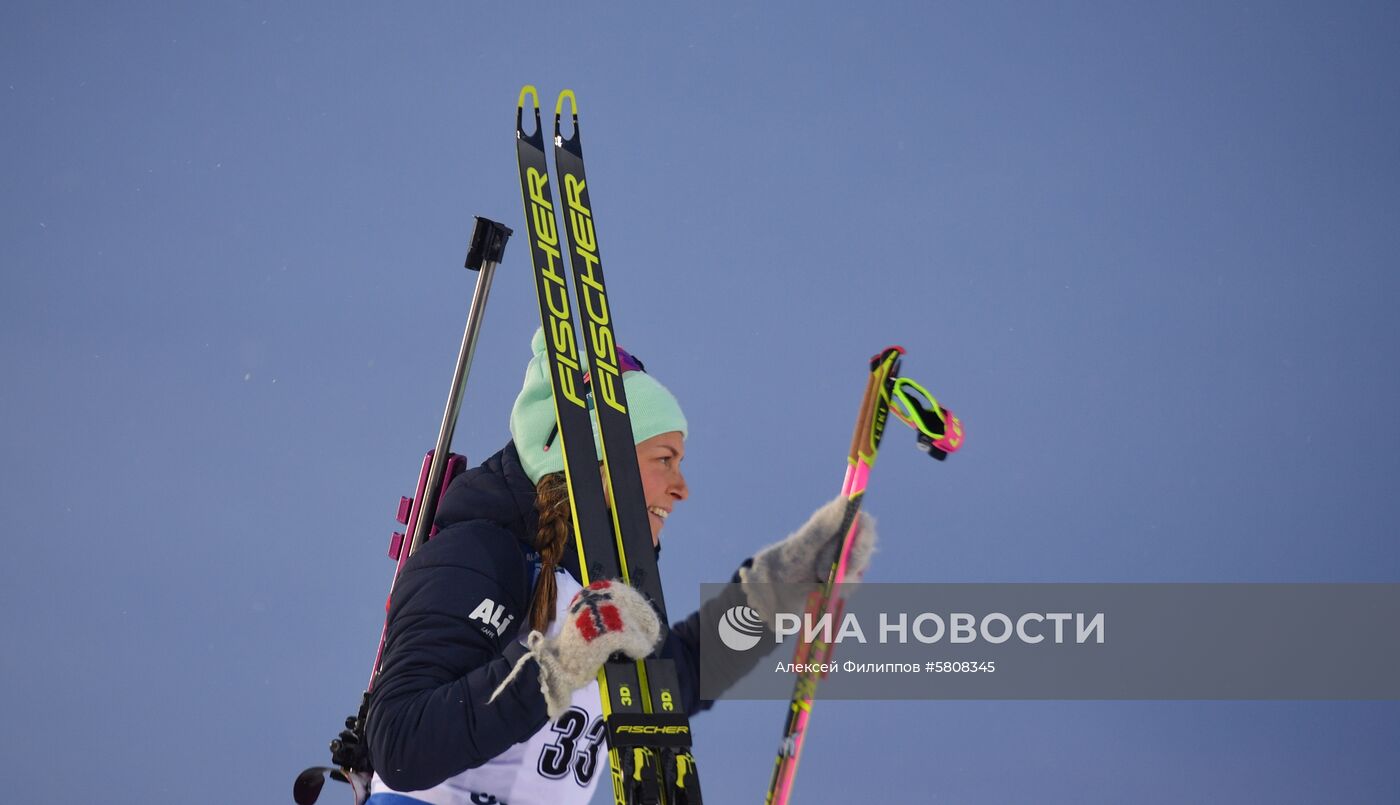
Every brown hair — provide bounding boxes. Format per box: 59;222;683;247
527;471;572;633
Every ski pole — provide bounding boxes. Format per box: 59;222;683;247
766;347;963;805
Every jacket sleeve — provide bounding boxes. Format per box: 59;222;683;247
659;561;767;717
660;607;711;717
366;522;549;792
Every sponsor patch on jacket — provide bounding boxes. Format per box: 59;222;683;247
468;597;515;637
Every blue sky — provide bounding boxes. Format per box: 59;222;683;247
3;2;1398;802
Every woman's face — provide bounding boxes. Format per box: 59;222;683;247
634;430;688;546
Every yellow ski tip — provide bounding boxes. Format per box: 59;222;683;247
518;84;539;110
556;88;577;118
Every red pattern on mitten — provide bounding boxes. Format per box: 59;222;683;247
491;577;661;721
570;580;627;642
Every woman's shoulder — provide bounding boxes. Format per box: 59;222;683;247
406;518;530;581
388;520;534;626
434;443;538;539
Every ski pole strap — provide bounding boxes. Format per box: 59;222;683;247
890;376;964;460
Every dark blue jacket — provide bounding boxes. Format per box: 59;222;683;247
366;443;711;792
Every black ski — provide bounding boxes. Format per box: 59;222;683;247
552;90;700;803
515;85;701;805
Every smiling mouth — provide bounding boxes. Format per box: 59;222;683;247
647;506;669;521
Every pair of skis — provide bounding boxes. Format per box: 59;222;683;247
765;348;964;804
515;85;700;805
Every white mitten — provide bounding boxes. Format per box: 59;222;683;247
739;497;878;622
490;579;661;720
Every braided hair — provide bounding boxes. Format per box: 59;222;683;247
527;471;572;633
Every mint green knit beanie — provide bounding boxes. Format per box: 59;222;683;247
510;327;688;484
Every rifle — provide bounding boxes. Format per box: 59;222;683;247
293;217;513;805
